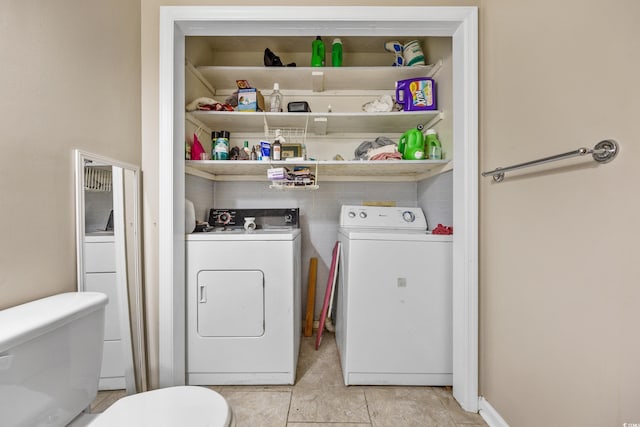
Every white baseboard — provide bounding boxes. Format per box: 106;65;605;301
478;396;509;427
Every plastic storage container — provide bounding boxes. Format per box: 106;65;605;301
425;129;442;160
213;131;230;160
332;38;343;67
398;128;425;160
395;77;437;111
403;40;425;67
311;36;325;67
270;83;282;112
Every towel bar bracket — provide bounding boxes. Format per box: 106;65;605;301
592;139;618;164
491;168;505;183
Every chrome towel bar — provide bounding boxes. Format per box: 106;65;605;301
482;139;619;182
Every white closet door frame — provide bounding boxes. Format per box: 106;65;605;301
158;6;478;412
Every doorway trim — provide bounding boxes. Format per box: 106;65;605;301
158;5;478;412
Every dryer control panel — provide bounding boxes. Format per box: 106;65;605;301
208;208;299;230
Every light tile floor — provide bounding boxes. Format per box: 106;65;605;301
92;334;486;426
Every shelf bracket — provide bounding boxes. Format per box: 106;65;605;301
185;60;217;96
185;113;210;131
311;71;324;92
185;113;213;146
417;112;444;132
185;165;218;181
313;117;328;135
429;59;444;78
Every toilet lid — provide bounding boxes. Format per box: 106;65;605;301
90;386;232;427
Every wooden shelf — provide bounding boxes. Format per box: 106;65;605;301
185;159;451;182
185;61;449;184
187;111;441;135
196;64;439;91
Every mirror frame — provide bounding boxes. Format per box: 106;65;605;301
74;149;145;395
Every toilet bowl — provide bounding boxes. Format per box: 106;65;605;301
0;292;233;427
88;386;234;427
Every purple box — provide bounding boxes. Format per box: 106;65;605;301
395;77;437;111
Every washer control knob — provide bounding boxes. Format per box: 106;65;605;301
348;211;356;218
402;210;416;222
218;212;231;224
359;211;367;218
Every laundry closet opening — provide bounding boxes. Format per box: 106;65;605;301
183;33;455;318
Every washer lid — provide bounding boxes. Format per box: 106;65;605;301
339;228;452;242
90;386;231;427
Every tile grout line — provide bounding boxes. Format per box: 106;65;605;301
284;388;293;426
362;388;374;426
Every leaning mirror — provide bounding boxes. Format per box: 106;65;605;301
74;150;146;395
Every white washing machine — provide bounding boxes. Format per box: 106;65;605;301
335;205;452;386
186;208;301;385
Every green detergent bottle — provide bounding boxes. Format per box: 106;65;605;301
398;128;425;160
311;36;325;67
425;129;442;160
332;38;343;67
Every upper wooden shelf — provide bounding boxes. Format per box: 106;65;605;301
196;64;439;91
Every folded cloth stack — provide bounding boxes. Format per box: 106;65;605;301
185;97;234;112
354;136;399;160
369;146;402;160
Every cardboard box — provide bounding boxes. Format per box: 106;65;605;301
267;167;289;180
237;88;257;112
237;88;265;112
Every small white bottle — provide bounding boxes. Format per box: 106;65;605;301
269;83;283;112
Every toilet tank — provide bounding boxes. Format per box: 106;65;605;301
0;292;108;427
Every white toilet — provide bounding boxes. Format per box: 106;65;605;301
0;292;234;427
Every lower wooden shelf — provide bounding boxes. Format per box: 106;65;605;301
185;159;451;182
187;111;442;135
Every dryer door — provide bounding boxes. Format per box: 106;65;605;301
197;270;265;337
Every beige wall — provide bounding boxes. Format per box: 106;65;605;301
8;1;638;424
138;0;640;424
479;0;640;425
0;0;141;310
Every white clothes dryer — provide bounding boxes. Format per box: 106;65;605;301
335;205;452;386
186;209;301;385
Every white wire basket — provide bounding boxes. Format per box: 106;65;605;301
262;114;309;145
269;180;319;191
267;162;319;191
264;127;307;144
